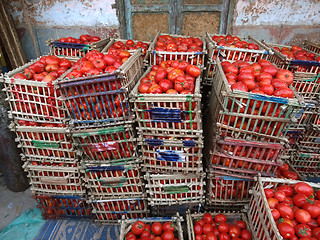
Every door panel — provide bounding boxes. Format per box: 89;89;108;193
132;13;169;41
182;12;221;36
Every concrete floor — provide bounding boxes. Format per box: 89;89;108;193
0;175;35;230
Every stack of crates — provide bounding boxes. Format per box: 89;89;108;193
1;55;91;219
130;32;207;216
203;34;304;209
54;43;148;222
257;40;320;178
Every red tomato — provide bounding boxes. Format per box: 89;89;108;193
203;213;213;224
258;59;272;67
214;214;227;223
312;227;320;238
303;203;320;219
295;209;312;224
238;72;254;82
260;85;274;95
294;182;314;197
141;230;151;238
148;84;162;94
272;79;288;89
268;198;279;209
264;189;274;198
194;224;203;235
154;69;168;83
277;185;293;197
274;190;287;202
224;64;239;75
277;203;294;219
272;209;281;221
256;72;273;82
206;232;218;240
203;224;214;234
132;221;145;235
151;222;163;235
242;79;256;90
231;82;248;92
236;220;247;230
126;232;137;240
295;224;312;238
229;225;241;238
241;229;252;240
14;73;28;80
293;194;308;207
139;83;151;93
159;79;173;92
218;222;229;232
261;65;278;77
162;222;175;232
186;65;201;78
276;69;294;86
273;88;294;98
278;222;295;238
161;230;174;240
219;232;231;240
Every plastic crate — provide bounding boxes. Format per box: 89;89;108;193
71;123;138;165
119;214;184;240
204;34;271;86
145;173;205;206
260;41;320;74
24;161;84;195
289;151;320;177
47;37;110;58
147;31;206;66
206;58;304;143
1;56;75;124
130;67;202;137
56;50;143;129
206;174;254;206
90;197;148;223
207;137;284;179
298;125;320;152
11;123;77;162
187;210;254;240
303;40;320;54
34;194;91;220
84;164;144;198
248;176;320;240
139;136;203;174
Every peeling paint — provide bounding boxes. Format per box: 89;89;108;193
235;0;320;26
6;0;118;27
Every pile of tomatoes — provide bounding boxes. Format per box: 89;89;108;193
126;220;178;240
109;39;149;56
14;55;75;83
42;197;90;216
155;35;203;52
222;59;295;98
265;182;320;239
212;35;259;50
58;35;101;45
138;60;201;94
277;163;299;180
274;45;320;62
66;49;131;79
193;213;252;240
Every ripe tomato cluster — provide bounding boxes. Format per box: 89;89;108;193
126;221;178;240
265;182;320;239
66;49;131;79
109;39;149;56
212;35;259;50
274;45;320;62
14;55;74;83
222;59;295;98
43;197;89;216
277;163;299;180
193;213;252;240
155;35;203;52
210;179;252;200
138;60;201;94
96;200;145;220
58;35;101;45
211;145;277;172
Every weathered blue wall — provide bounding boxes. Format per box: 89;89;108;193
6;0;120;61
232;0;320;45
